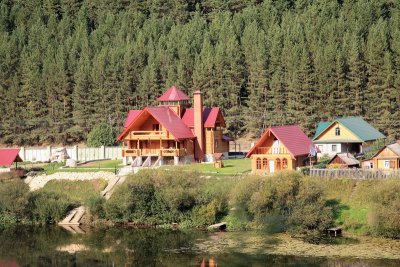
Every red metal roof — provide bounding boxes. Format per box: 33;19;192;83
182;107;224;128
123;110;142;128
157;86;190;101
246;125;314;158
0;148;23;166
146;107;194;140
118;107;195;141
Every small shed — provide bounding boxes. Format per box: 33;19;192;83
328;153;360;168
0;148;23;167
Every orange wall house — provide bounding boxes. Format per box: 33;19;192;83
371;143;400;170
117;86;232;166
246;125;316;175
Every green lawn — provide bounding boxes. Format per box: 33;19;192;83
160;158;251;176
40;179;107;203
77;159;123;169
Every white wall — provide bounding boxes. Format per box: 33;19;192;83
316;143;342;157
19;146;123;162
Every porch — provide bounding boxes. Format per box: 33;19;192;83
122;148;186;157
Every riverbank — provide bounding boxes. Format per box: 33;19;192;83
2;169;400;241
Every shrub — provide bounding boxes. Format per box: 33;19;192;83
0;172;20;181
87;123;117;147
230;172;333;238
86;195;106;219
0;178;30;221
27;191;74;224
368;180;400;238
105;170;229;227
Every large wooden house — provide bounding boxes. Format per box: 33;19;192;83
246;125;316;174
313;117;385;157
117;86;231;166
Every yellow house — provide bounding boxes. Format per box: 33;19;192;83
372;143;400;170
246;125;316;175
313;117;385;157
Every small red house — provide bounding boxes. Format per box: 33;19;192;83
118;86;231;166
246;125;316;174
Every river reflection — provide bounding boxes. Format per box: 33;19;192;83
0;226;399;266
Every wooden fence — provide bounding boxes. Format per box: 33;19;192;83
310;168;400;179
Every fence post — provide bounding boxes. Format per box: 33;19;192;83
47;146;52;161
73;146;78;161
101;145;106;160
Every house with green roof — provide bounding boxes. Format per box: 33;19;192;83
313;117;385;157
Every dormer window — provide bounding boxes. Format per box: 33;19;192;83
335;126;340;136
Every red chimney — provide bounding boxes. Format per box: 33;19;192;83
194;90;204;161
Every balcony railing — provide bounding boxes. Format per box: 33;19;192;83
255;147;289;155
127;131;169;139
122;148;185;157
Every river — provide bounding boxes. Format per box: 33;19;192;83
0;226;399;266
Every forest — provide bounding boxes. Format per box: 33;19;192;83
0;0;399;146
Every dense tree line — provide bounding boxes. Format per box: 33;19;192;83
0;0;399;145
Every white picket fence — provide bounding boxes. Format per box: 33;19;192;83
19;146;122;162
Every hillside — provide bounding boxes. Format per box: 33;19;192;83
0;0;399;145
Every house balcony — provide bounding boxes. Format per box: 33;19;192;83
254;147;290;155
122;148;186;157
125;130;171;140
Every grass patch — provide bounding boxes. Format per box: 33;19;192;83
77;160;122;169
160;158;251;176
40;179;107;203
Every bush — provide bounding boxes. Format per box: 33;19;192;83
105;170;229;227
368;181;400;238
0;178;30;221
87;123;117;147
27;191;74;224
0;172;20;181
230;172;333;238
86;196;106;219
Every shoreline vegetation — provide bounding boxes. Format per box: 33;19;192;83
1;169;400;243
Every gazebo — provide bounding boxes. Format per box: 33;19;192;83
0;148;23;168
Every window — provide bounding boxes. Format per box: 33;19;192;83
369;162;373;169
318;145;323;152
332;145;337;152
384;160;390;169
256;158;262;169
282;158;288;169
276;158;281;170
335;127;341;136
153;124;160;131
263;158;268;169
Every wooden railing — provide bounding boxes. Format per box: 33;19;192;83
310;168;400;179
123;148;185;157
127;131;169;139
123;149;141;157
255;147;289;155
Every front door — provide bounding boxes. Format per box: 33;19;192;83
269;160;275;173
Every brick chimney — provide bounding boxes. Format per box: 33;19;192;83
194;90;204;161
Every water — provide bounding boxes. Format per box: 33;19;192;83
0;226;399;266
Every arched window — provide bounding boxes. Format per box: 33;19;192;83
276;158;281;170
282;158;288;169
256;158;262;169
263;158;268;169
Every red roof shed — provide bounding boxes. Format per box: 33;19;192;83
0;148;23;166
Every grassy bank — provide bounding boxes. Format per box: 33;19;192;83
40;179;107;203
2;169;400;240
160;158;251;176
